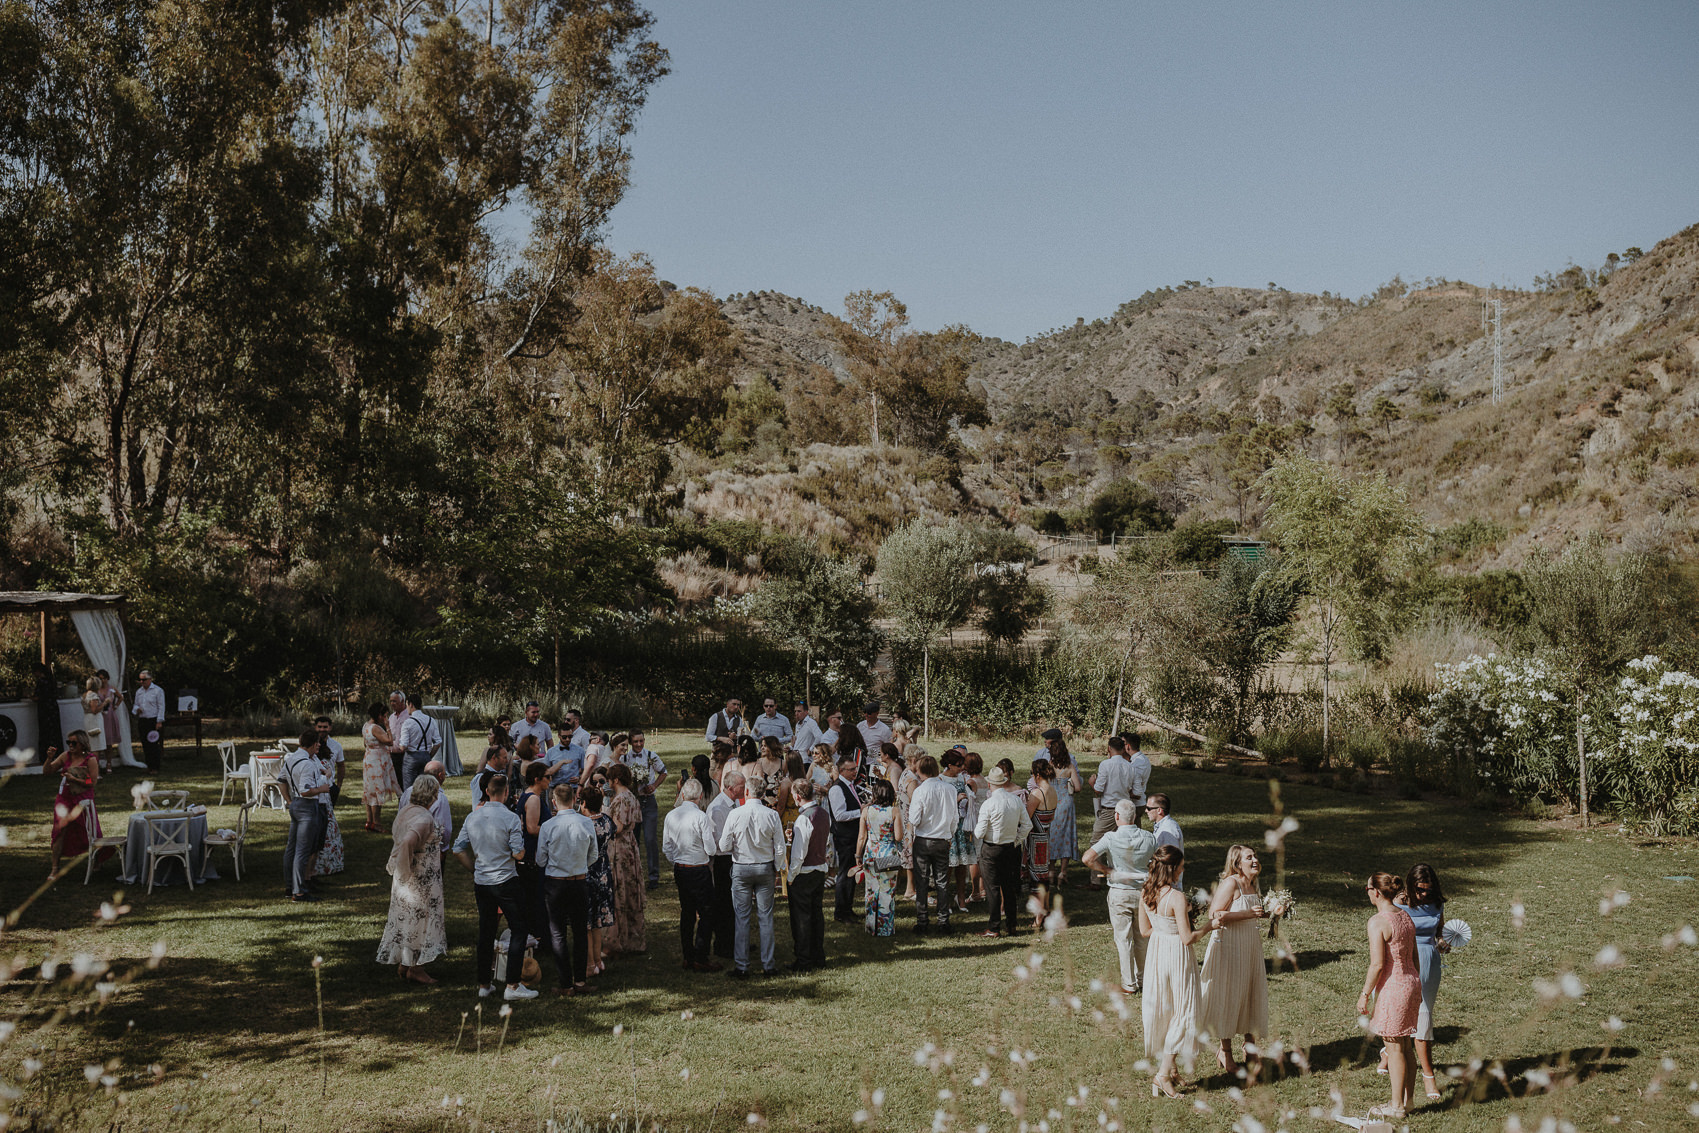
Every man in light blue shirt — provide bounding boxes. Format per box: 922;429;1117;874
1082;799;1158;993
536;783;598;993
544;737;586;790
452;775;536;1000
750;698;794;745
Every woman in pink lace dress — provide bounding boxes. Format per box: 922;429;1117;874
1357;871;1424;1119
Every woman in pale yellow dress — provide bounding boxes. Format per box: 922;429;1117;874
1199;844;1270;1077
1138;844;1204;1098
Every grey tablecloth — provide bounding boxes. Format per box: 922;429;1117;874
117;810;218;885
423;705;463;775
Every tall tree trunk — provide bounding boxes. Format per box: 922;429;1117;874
922;641;931;740
804;647;812;708
1576;692;1589;828
1320;628;1332;767
1111;634;1136;735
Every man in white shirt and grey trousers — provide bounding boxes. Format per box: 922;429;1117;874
717;782;787;977
906;752;958;933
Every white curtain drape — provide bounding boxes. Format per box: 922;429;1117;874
69;609;138;766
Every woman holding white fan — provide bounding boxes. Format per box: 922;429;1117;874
1382;862;1453;1100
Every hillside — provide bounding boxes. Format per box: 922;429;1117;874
692;223;1699;565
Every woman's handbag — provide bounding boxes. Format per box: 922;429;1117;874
865;853;903;873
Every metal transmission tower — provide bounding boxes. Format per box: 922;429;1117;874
1482;287;1505;402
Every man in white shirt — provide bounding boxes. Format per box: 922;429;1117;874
906;752;958;932
663;779;722;973
452;774;537;1000
974;766;1032;937
1082;799;1158;993
537;783;599;992
820;708;842;751
399;692;440;792
705;698;745;745
509;701;553;752
280;731;332;901
387;690;410;789
791;701;821;754
1128;738;1153;818
313;715;346;806
750;698;793;745
705;770;743;960
717;782;787;977
131;669;167;771
857;701;892;750
622;729;668;888
1147;792;1184;886
1088;735;1136;886
786;779;832;971
826;755;863;922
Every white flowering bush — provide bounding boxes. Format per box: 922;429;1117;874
1428;654;1589;803
1612;657;1699;835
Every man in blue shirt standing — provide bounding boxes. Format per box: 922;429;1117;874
536;783;598;995
453;774;537;1001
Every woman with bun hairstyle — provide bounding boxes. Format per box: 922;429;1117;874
1358;871;1423;1118
1138;843;1203;1098
1390;862;1451;1099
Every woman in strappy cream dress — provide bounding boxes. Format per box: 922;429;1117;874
1138;844;1204;1097
1199;844;1270;1077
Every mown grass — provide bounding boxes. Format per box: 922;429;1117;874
1;731;1696;1132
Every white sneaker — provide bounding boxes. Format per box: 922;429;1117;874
478;986;493;998
504;984;539;1001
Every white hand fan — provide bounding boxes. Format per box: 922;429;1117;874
1442;918;1472;949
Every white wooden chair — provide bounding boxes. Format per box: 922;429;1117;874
145;789;190;811
217;741;251;805
277;737;299;754
200;801;253;881
142;813;194;894
251;751;287;809
82;804;128;885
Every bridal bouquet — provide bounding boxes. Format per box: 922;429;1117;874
1264;888;1297;938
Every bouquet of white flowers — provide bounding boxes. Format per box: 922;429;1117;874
1264;888;1297;938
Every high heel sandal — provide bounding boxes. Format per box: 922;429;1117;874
1151;1076;1181;1099
1423;1072;1441;1099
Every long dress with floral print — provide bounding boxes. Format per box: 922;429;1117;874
606;790;647;952
376;820;447;966
863;804;900;937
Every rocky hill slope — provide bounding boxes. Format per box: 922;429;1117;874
696;224;1699;565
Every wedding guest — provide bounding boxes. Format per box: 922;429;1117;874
778;753;806;830
621;729;667;888
96;670;121;771
387;691;411;786
509;701;553;752
826;756;863;923
544;730;586;789
562;709;592;751
750;697;793;745
906;753;957;933
604;763;647;954
1139;844;1203;1097
963;753;989;903
705;697;745;745
536;783;597;995
942;751;976;913
361;703;402;833
1024;758;1057;920
580;784;614;976
684;753;716;803
1081;800;1156;994
1358;872;1423;1118
857;777;903;938
719;770;788;977
1126;733;1154;819
1087;736;1136;887
974;765;1031;938
787;779;831;970
377;775;448;986
1199;845;1270;1077
792;701;822;754
281;732;332;902
452;774;537;1000
706;770;744;959
518;760;556;941
488;715;515;753
857;701;892;750
748;736;784;802
45;731;106;877
132;669;167;771
1046;738;1083;888
423;761;453;850
819;708;843;751
1392;863;1451;1101
472;746;513;807
807;743;834;790
708;740;735;791
663;778;721;973
835;714;871;796
582;733;610;783
80;677;107;768
1148;793;1184;861
398;693;440;791
314;734;346;877
313;716;347;806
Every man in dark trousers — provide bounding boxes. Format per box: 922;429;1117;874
786;779;831;971
704;769;744;960
826;755;863;922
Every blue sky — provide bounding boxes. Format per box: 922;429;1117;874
604;2;1699;341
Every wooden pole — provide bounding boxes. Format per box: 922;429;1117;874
39;611;48;664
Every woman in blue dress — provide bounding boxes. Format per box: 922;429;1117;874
1391;862;1451;1100
1046;743;1082;888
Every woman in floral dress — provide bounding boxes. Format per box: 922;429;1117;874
580;784;614;975
316;742;346;874
857;778;904;937
894;748;920;900
377;776;447;985
604;763;647;954
1025;759;1057;926
361;703;402;833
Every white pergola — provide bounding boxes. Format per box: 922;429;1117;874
0;591;140;771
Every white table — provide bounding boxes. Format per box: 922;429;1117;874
423;705;463;775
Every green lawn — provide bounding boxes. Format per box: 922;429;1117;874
2;731;1696;1132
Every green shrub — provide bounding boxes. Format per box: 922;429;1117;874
1175;755;1196;771
1344;730;1388;772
